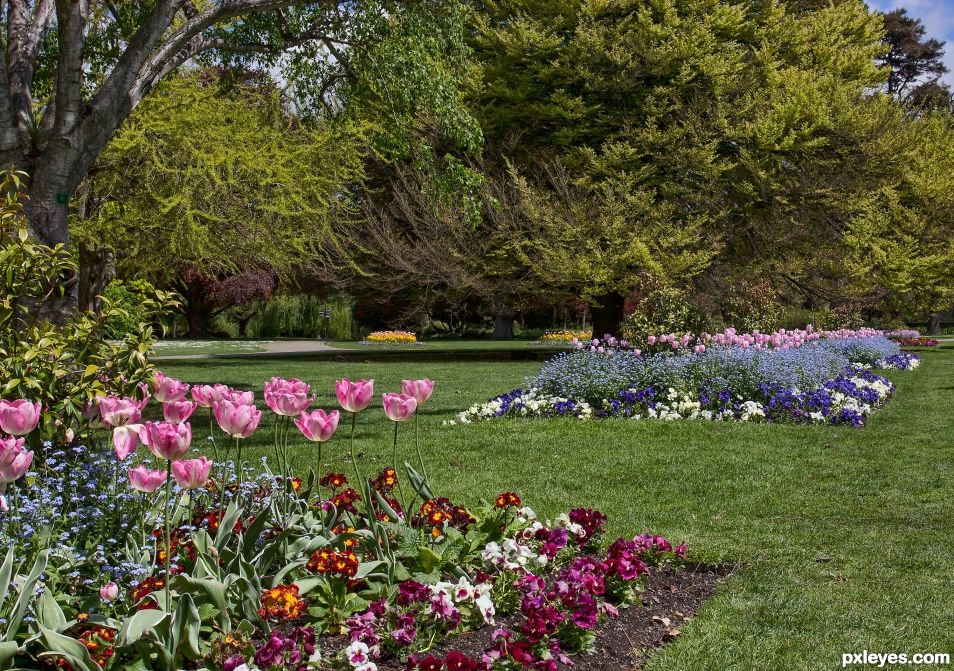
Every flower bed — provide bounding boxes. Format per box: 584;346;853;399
0;373;692;671
454;332;919;427
895;338;939;348
362;331;419;345
538;330;591;343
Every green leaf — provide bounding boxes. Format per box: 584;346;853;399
405;463;434;501
417;546;442;573
5;550;48;641
0;548;13;616
37;626;101;671
0;641;19;669
118;609;168;646
36;587;67;630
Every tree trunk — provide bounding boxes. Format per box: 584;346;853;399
590;291;626;340
180;281;213;338
927;312;942;335
492;296;516;340
78;244;115;313
23;154;83;321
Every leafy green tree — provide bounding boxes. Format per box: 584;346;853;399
878;8;950;102
840;113;954;327
72;72;367;336
468;0;897;335
0;0;477;319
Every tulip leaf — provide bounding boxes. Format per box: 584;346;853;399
0;547;13;619
118;609;168;646
405;463;434;501
37;626;101;671
36;587;67;630
5;549;48;641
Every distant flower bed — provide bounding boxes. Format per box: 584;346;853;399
885;329;921;340
362;330;419;345
539;330;591;343
896;337;939;348
454;332;919;428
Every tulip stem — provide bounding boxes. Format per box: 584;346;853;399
236;437;243;491
414;413;429;489
163;460;172;611
392;421;408;515
217;438;229;522
348;412;362;489
315;439;322;504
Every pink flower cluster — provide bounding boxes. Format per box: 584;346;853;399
575;326;888;355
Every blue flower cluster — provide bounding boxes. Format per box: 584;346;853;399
533;337;903;405
2;443;150;587
455;336;917;428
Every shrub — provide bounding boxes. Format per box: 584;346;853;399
246;294;354;339
102;279;160;339
0;170;175;445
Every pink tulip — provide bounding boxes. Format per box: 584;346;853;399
382;393;417;422
98;396;142;427
225;388;255;405
172;456;213;490
295;409;340;442
263;377;313;416
647;336;657;345
152;371;190;403
401;379;434;407
128;465;167;493
336;379;375;413
192;384;229;408
0;400;41;436
212;400;262;438
100;582;119;602
141;421;192;461
0;435;33;484
163;399;197;423
112;425;143;460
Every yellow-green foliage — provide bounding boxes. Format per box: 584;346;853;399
74;73;369;280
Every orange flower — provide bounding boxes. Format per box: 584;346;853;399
495;492;522;509
76;626;117;667
258;584;306;620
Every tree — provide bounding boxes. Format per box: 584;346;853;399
839;113;954;330
510;160;714;338
878;8;950;101
468;0;892;335
344;160;537;339
0;0;475;316
72;72;367;336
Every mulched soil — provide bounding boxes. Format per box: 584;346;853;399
321;564;730;670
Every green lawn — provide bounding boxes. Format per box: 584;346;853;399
153;339;269;356
160;346;954;670
324;339;573;351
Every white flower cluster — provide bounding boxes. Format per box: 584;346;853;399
346;641;377;671
430;576;496;624
482;538;547;570
875;357;921;371
447;388;592;425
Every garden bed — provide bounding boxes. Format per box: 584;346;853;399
453;329;920;427
368;563;728;671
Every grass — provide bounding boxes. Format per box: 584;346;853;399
160;345;954;670
323;339;571;351
153;340;268;356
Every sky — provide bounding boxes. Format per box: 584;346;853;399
868;0;954;86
